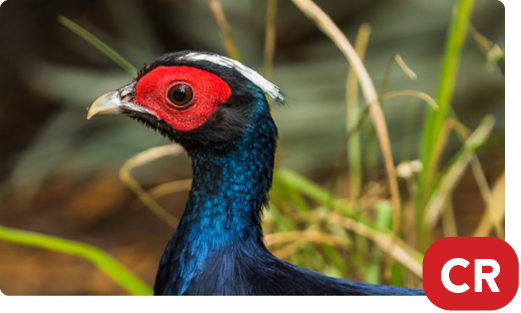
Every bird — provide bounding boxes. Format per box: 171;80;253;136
87;50;425;296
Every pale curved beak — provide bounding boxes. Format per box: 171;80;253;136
87;82;154;120
87;91;122;120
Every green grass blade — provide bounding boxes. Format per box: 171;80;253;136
366;201;392;283
0;224;153;295
417;0;476;248
58;16;138;76
346;24;371;200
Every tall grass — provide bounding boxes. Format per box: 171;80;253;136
208;0;241;61
416;0;477;250
289;0;403;240
263;0;278;79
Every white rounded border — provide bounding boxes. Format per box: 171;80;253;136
0;0;516;312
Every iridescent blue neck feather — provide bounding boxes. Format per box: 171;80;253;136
154;94;276;295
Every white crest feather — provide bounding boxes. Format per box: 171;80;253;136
179;52;285;103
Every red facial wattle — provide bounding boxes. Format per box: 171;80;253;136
135;66;232;131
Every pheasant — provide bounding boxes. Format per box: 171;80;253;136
87;51;424;296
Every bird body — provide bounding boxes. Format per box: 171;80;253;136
88;51;424;296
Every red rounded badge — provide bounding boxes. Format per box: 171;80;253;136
423;237;518;310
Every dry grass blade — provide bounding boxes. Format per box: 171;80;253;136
394;54;418;80
265;230;349;247
456;130;502;238
442;199;458;237
424;116;495;229
471;24;505;69
328;213;423;278
263;0;281;164
382;90;439;111
263;0;278;78
147;179;193;199
469;156;492;202
268;229;349;259
345;90;438;142
469;157;503;238
472;25;494;51
290;0;401;233
445;118;502;238
380;54;418;95
271;241;306;259
346;24;371;200
473;172;505;237
120;144;184;228
208;0;240;60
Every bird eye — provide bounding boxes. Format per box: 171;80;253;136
167;84;194;109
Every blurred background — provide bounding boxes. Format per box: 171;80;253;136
0;0;504;295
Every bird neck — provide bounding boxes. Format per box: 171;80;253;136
182;103;276;244
158;100;277;294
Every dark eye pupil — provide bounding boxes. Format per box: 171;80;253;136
167;84;193;109
173;89;186;102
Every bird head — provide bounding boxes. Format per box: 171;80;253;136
87;51;284;149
